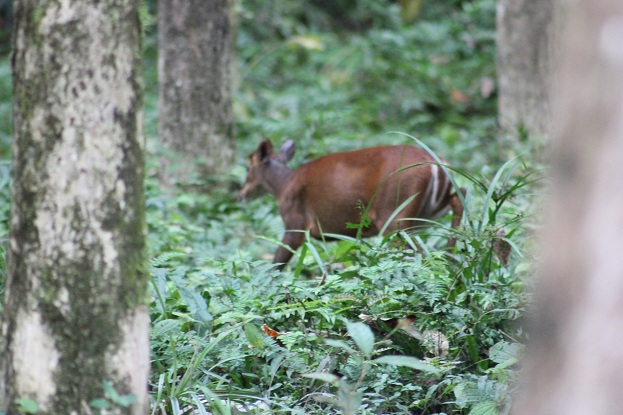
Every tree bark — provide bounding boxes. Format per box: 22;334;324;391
0;1;149;414
513;1;623;414
158;0;235;180
496;0;554;138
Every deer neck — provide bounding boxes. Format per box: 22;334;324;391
263;160;293;199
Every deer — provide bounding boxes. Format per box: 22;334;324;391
237;139;464;269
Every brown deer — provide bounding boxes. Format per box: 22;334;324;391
238;140;464;269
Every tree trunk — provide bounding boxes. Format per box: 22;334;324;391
513;1;623;414
0;1;149;414
158;0;235;181
496;0;554;139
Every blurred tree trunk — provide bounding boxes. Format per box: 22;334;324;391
496;0;554;139
513;1;623;414
158;0;235;183
0;1;149;414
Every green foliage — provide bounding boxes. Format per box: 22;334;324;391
144;0;534;413
0;1;538;414
146;153;533;413
89;381;137;412
235;0;500;169
16;398;38;414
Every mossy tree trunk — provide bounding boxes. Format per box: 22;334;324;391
0;1;149;414
158;0;235;182
496;0;555;139
513;1;623;414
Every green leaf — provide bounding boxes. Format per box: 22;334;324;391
171;396;182;415
101;380;136;407
288;35;325;51
494;357;518;370
469;400;498;415
302;372;341;384
378;194;417;236
373;355;441;375
89;399;110;409
465;334;481;366
454;381;486;407
175;284;213;326
103;381;120;400
151;319;182;337
338;380;362;415
489;341;523;365
303;234;325;270
324;339;358;355
16;398;38;414
347;321;374;358
190;392;211;415
114;394;137;407
196;386;232;415
244;323;265;348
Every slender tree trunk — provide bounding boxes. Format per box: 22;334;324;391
513;1;623;414
496;0;554;139
158;0;235;181
0;1;149;414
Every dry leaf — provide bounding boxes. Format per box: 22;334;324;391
450;87;471;105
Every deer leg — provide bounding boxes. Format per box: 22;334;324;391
273;230;306;270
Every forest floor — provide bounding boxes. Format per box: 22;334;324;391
0;1;540;414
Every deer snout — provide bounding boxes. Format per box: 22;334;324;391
237;182;257;202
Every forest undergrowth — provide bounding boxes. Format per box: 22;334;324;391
144;1;539;414
0;1;540;414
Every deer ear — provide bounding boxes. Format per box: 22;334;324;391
279;140;296;163
257;140;273;161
